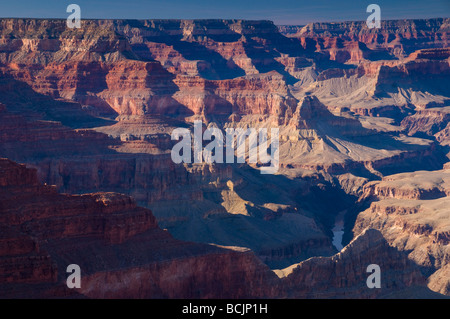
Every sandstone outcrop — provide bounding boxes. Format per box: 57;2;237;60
282;18;449;60
0;158;280;298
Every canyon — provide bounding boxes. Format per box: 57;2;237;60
0;157;437;298
0;17;449;298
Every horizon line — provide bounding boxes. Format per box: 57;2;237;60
0;16;447;26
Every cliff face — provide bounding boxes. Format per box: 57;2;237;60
277;229;426;298
354;170;450;295
0;158;434;298
0;18;448;120
401;106;450;158
0;102;341;269
282;18;449;60
0;158;280;298
0;19;300;118
0;158;158;245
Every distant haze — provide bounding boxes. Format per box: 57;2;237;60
1;0;449;25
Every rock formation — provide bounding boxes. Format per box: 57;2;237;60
0;17;449;298
354;170;450;295
0;158;278;298
276;228;427;298
0;158;438;298
281;18;449;61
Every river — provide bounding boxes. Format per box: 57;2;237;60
332;210;346;251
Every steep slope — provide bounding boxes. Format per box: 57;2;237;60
276;228;429;298
0;158;277;298
354;169;450;295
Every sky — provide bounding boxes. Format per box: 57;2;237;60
0;0;449;25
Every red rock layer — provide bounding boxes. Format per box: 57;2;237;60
278;229;425;298
283;18;449;61
0;158;278;298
